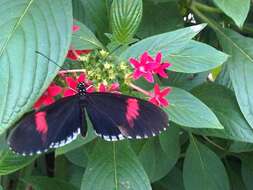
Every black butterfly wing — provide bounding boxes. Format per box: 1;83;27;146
85;92;169;141
8;95;84;155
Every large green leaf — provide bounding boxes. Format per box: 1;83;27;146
120;24;206;61
81;141;151;190
191;83;253;143
22;176;77;190
153;167;185;190
229;142;253;153
72;20;104;49
111;0;142;43
78;0;109;42
218;29;253;129
212;0;250;27
138;126;180;182
167;40;228;73
241;154;253;190
0;0;72;134
183;136;229;190
137;1;183;38
0;150;37;175
165;87;223;129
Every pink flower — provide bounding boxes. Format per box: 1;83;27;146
149;84;171;107
34;83;62;109
98;83;120;93
64;73;95;97
129;52;157;83
129;52;172;83
152;52;171;78
66;49;91;61
72;25;80;32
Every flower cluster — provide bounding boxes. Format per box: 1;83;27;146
34;24;171;109
129;52;172;107
129;52;171;83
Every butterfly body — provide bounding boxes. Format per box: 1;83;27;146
8;82;169;155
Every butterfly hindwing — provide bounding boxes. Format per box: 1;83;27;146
8;95;85;155
85;92;169;141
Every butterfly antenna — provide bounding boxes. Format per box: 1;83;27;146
35;51;66;70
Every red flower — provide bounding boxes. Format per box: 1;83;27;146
34;83;62;109
64;73;95;97
152;52;172;78
66;49;91;61
129;52;157;83
149;84;171;107
72;25;80;32
98;83;120;93
129;52;172;83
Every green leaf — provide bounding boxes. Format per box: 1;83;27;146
81;141;151;190
78;0;109;42
120;24;206;61
218;29;253;129
65;145;88;168
72;20;104;49
0;185;2;190
111;0;142;43
183;136;229;190
241;155;253;190
22;176;77;190
138;126;180;182
191;83;253;143
0;150;37;175
137;1;183;38
161;71;208;91
227;160;247;190
165;87;223;129
153;167;185;190
213;0;250;27
0;0;72;134
167;40;228;73
229;142;253;153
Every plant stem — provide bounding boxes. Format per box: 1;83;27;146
58;69;86;74
128;82;151;96
193;1;222;14
203;136;225;151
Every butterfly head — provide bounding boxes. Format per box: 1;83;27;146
77;82;86;96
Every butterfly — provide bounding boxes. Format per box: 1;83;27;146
8;82;169;156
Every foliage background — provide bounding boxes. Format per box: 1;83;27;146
0;0;253;189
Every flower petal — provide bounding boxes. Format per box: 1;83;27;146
153;84;161;95
149;97;159;106
160;87;171;97
144;73;154;83
43;96;55;106
109;83;120;91
155;52;162;63
48;84;62;96
66;50;78;61
133;70;143;80
98;83;106;92
33;96;46;109
63;89;76;97
159;97;169;107
72;25;80;32
129;58;140;67
78;73;86;83
65;77;77;89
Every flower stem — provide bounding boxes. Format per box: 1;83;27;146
128;82;152;97
58;69;86;74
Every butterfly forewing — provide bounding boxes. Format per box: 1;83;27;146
8;95;84;155
85;92;169;141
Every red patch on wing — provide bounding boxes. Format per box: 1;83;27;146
126;98;140;127
35;111;48;134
